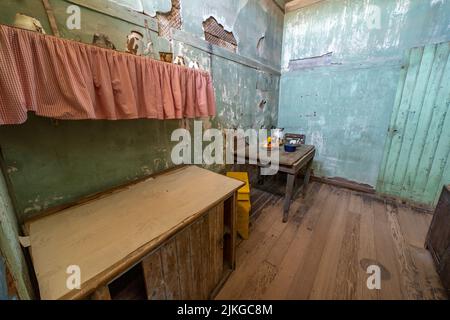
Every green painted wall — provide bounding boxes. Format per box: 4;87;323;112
0;0;283;222
176;0;283;132
278;0;450;190
378;42;450;206
1;255;9;299
0;116;180;220
0;0;283;298
279;61;401;185
180;0;284;70
172;41;279;131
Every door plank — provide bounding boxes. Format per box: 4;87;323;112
189;220;205;299
142;250;166;300
209;204;224;293
175;228;194;300
382;47;424;194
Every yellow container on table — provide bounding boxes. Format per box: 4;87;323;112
226;172;251;240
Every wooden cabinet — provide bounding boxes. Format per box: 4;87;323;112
103;199;235;300
25;166;243;300
141;203;225;300
426;185;450;294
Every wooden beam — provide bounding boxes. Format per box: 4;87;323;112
285;0;325;12
42;0;60;37
271;0;285;13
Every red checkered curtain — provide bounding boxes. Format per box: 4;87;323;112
0;24;216;125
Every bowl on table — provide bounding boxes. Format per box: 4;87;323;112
284;144;297;152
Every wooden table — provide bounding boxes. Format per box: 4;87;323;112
235;145;315;222
25;166;243;300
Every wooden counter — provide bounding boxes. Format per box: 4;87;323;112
26;166;243;300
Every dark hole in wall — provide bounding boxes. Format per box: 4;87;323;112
258;99;267;110
203;16;237;53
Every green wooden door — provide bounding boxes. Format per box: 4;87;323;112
377;42;450;207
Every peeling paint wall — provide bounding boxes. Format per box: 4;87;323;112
0;1;283;219
281;0;450;71
0;116;180;219
181;0;284;69
172;40;279;131
278;0;450;189
174;0;282;132
0;0;282;298
0;169;32;299
0;254;8;300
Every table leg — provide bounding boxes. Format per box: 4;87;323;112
302;159;313;198
257;167;265;185
283;173;296;223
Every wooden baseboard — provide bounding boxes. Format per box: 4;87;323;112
312;175;434;214
210;269;233;299
311;175;375;194
377;192;435;213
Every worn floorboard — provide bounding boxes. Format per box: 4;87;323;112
216;182;447;300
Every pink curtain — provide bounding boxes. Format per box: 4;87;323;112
0;24;216;125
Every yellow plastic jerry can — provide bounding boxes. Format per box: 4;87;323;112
226;172;251;240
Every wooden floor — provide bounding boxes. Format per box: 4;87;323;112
216;181;447;300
